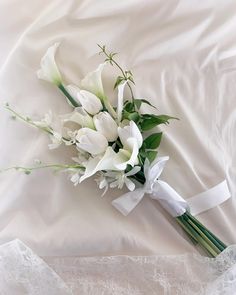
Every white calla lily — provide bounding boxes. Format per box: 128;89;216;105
63;107;95;129
77;90;103;115
93;112;118;142
114;137;140;170
80;147;117;182
118;121;143;149
80;63;117;118
80;63;106;99
37;43;62;85
112;121;143;170
76;128;108;155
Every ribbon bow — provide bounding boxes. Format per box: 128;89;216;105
112;156;231;217
112;156;189;217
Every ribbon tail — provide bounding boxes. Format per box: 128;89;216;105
187;180;231;216
112;189;145;216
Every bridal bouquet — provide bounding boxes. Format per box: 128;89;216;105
4;43;228;257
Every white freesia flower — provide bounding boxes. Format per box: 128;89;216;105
76;128;108;155
80;63;106;99
93;111;118;142
63;107;95;129
77;90;103;115
48;131;63;149
37;43;62;85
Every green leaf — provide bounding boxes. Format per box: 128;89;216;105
114;76;124;89
143;132;162;149
124;101;135;112
128;112;140;122
133;99;157;110
140;114;178;131
133;99;142;109
146;151;157;163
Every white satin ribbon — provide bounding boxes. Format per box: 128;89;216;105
112;156;231;217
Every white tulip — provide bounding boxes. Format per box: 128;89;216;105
63;107;95;129
76;128;108;155
77;90;103;115
80;63;106;99
37;43;62;85
93;112;118;142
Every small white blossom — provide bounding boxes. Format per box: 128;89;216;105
65;130;78;146
70;171;83;186
108;166;140;191
48;131;62;149
95;172;109;196
34;111;53;130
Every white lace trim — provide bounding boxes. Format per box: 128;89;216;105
1;239;236;294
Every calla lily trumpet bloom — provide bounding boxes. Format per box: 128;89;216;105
77;90;103;115
81;62;117;118
114;121;143;170
76;128;108;155
79;147;118;182
93;111;118;142
80;63;106;100
37;43;62;86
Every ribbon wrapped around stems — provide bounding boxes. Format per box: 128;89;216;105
112;157;231;217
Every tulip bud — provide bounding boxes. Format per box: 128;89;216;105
93;112;118;142
76;128;108;155
77;90;103;115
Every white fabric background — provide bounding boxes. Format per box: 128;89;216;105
0;0;235;257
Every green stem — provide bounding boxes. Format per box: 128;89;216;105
177;215;218;257
99;46;135;101
185;211;226;250
1;164;84;174
5;105;53;135
58;84;80;107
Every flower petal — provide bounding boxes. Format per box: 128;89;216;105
37;42;62;85
80;63;106;99
80;147;117;182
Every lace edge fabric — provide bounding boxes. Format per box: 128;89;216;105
1;239;236;295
